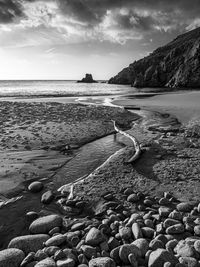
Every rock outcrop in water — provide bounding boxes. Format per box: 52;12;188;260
108;27;200;88
77;74;97;83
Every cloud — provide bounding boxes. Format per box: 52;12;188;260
0;0;24;23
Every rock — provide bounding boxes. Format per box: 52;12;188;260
71;222;85;231
81;245;97;258
85;227;104;246
108;237;120;250
45;234;65;247
35;250;48;261
159;198;170;206
0;248;25;267
141;227;155;239
194;240;200;253
169;210;183;221
149;239;164;250
41;190;54;204
159;207;172;217
132;222;143;239
179;257;198;267
43;246;60;256
77;74;97;83
194;225;200;236
57;258;75;267
176;202;193;212
20;252;35;267
119;226;132;240
132;238;149;257
110;247;121;265
166;224;185;234
54;250;66;261
166;239;178;252
127;193;139;203
148;249;178;267
119;244;141;264
35;258;56;267
28;181;43;193
49;227;60;236
8;234;49;255
164;219;181;229
174;240;196;257
29;215;62;234
89;257;116;267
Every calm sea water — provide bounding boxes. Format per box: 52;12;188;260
0;80;136;97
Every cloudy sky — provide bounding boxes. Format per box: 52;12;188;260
0;0;200;80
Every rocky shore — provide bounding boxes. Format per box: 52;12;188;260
1;189;200;267
0;98;200;266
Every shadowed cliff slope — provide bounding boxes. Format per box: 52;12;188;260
109;27;200;88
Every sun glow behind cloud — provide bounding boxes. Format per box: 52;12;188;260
0;0;200;79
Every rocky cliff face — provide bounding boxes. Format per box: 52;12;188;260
109;27;200;88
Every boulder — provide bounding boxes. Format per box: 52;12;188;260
132;238;149;257
0;248;25;267
29;215;62;234
148;249;178;267
8;234;49;255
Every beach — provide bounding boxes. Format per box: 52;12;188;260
0;90;200;266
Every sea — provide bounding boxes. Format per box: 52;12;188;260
0;80;136;97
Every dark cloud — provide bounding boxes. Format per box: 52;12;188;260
0;0;24;23
57;0;200;29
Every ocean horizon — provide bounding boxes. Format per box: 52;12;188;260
0;80;136;97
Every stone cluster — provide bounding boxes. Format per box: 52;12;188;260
1;190;200;267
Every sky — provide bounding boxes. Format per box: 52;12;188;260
0;0;200;80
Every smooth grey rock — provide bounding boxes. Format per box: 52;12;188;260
8;234;49;255
81;245;97;259
176;202;193;212
41;190;54;204
85;227;104;246
132;222;143;239
28;181;43;193
148;249;178;267
119;244;141;264
29;215;62;234
166;224;185;234
132;238;149;257
89;257;115;267
119;226;132;240
174;240;196;257
45;234;65;247
57;258;75;267
35;258;56;267
0;248;25;267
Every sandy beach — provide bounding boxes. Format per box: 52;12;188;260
0;91;200;266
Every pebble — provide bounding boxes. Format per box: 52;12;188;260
148;249;178;267
127;193;139;203
176;202;193;212
132;238;149;257
0;248;25;267
194;225;200;236
132;222;143;239
45;234;66;247
166;224;185;234
81;245;97;258
85;227;104;246
57;258;75;267
119;244;141;264
29;215;62;234
118;226;132;240
41;190;54;204
8;234;49;255
28;181;43;193
89;257;116;267
35;257;56;267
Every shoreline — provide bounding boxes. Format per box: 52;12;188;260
0;91;200;253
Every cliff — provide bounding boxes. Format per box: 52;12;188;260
108;27;200;88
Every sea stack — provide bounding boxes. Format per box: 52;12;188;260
77;74;97;83
108;27;200;88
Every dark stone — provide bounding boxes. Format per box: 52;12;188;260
77;74;97;83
